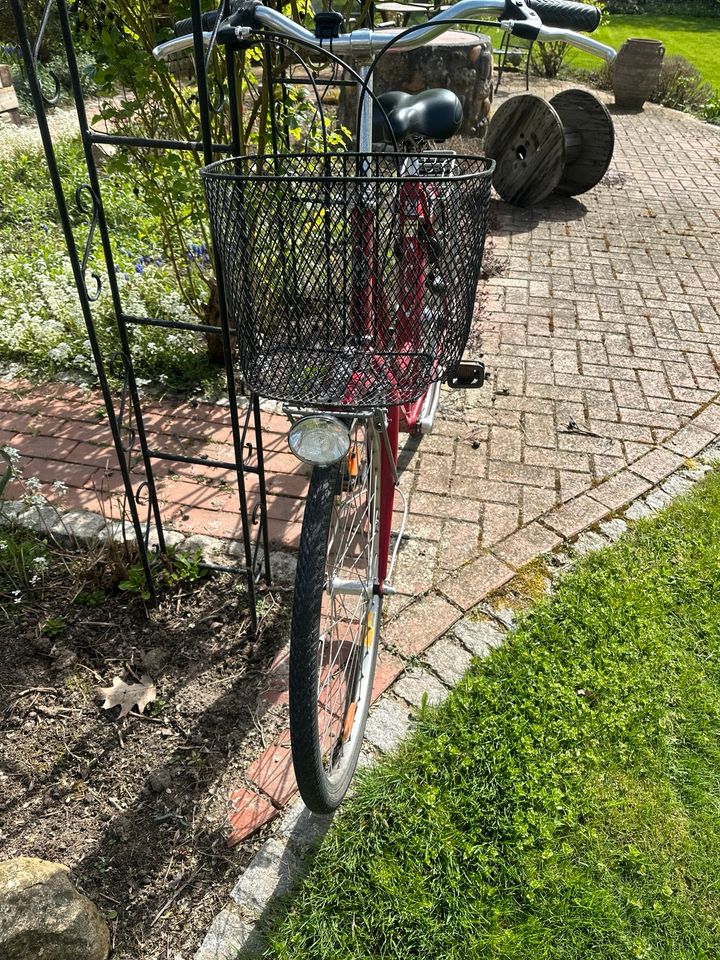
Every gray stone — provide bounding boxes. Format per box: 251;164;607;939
644;489;673;513
278;800;335;854
452;617;505;658
485;605;515;630
258;398;283;416
661;474;694;498
96;519;137;546
16;501;63;537
0;856;110;960
0;501;27;524
572;531;609;557
230;839;302;917
599;518;629;542
701;444;720;464
625;499;654;521
364;698;412;754
394;666;449;708
423;635;474;686
59;510;108;544
90;141;116;166
195;904;264;960
356;746;377;771
182;534;226;560
148;528;186;551
374;32;493;140
682;462;712;481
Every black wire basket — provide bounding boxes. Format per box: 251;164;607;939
202;152;494;408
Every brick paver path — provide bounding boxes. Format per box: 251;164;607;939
2;82;720;844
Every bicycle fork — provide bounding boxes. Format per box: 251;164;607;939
322;408;404;600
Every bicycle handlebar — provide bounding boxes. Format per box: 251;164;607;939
173;11;221;37
524;0;601;32
154;0;615;63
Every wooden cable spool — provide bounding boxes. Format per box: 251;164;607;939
485;89;615;207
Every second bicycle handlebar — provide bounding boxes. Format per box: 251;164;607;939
157;0;616;64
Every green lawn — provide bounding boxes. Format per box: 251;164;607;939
265;465;720;959
566;14;720;88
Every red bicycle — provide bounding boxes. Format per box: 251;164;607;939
156;0;612;813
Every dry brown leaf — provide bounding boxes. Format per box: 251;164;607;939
96;675;157;719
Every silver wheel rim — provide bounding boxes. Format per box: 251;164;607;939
316;419;380;785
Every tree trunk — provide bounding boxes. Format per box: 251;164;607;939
339;30;493;148
204;280;226;366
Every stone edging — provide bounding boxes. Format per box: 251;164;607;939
193;434;720;960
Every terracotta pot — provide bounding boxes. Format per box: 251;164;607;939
613;38;665;110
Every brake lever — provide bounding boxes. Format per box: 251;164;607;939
501;0;542;25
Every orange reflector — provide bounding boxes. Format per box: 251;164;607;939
347;445;359;478
365;612;375;649
342;702;358;741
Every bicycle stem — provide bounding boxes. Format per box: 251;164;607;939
358;64;373;155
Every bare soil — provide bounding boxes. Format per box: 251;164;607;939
0;538;291;959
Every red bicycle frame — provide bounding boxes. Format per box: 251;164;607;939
348;172;438;590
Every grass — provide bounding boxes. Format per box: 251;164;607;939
566;14;720;88
265;465;720;959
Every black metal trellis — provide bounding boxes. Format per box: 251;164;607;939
9;0;273;631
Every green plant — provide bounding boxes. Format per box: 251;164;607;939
650;54;714;110
0;529;51;604
606;0;719;13
700;91;720;123
8;51;97;116
118;561;153;601
118;547;208;600
41;616;66;636
161;547;208;587
532;0;609;78
73;0;321;344
73;586;108;606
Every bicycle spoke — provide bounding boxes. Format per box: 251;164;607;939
314;421;378;776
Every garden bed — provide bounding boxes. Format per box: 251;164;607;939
0;526;290;959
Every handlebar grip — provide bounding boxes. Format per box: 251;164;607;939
524;0;601;33
174;9;221;37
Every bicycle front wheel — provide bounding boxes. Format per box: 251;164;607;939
289;418;382;813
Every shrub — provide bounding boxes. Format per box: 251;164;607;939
649;54;713;110
8;50;97;115
699;92;720;124
532;0;609;78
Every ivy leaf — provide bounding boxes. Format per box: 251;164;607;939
96;675;157;719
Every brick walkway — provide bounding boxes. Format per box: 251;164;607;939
2;82;720;855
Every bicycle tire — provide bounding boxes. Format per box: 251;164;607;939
289;419;382;813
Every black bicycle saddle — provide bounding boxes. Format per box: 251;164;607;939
372;89;463;145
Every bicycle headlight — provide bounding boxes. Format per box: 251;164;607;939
288;415;350;467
